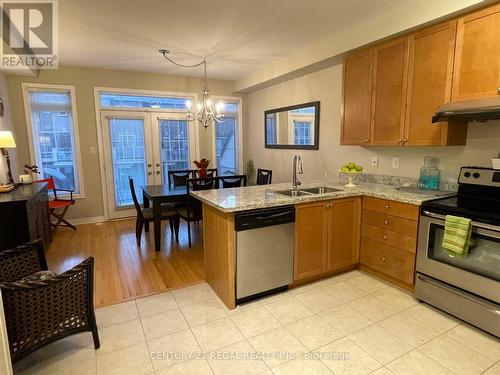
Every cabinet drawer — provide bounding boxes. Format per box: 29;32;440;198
360;237;415;285
363;197;419;221
362;223;416;252
362;210;418;237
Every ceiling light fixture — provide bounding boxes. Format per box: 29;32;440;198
159;49;224;128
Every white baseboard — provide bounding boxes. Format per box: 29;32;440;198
70;216;106;226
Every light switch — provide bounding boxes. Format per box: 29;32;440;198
90;146;96;154
392;158;400;169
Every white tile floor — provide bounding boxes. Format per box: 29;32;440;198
13;270;500;375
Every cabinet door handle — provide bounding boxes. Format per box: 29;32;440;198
148;171;152;175
497;87;500;95
384;219;390;225
383;234;387;240
382;256;387;263
155;170;161;175
384;204;390;210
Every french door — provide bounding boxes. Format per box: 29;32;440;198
101;111;193;219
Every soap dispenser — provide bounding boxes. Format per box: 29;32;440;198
419;156;440;190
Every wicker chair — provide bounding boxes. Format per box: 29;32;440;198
0;240;100;364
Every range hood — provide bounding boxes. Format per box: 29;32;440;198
432;97;500;123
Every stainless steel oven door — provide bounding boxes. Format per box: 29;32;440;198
416;211;500;303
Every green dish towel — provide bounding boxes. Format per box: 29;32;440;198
442;215;472;256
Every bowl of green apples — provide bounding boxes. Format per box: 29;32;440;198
338;162;364;187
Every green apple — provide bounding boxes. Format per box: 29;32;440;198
347;162;356;169
350;168;358;173
356;165;363;172
341;167;350;172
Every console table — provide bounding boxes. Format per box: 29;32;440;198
0;183;52;251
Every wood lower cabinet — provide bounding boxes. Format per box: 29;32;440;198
341;48;373;145
452;3;500;101
294;197;361;281
294;201;328;280
327;197;361;271
360;238;416;286
370;36;409;146
360;197;419;289
405;20;467;146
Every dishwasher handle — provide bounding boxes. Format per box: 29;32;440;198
235;206;295;231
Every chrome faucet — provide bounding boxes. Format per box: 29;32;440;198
292;155;303;189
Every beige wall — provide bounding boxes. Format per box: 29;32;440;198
0;72;17;185
7;66;236;219
244;64;500;185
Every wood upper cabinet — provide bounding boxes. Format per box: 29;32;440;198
341;48;373;145
370;36;409;146
294;201;328;280
404;21;466;146
294;198;361;281
327;197;361;271
452;3;500;101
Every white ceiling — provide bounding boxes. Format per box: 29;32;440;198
59;0;400;81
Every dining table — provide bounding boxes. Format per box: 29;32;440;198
141;184;188;252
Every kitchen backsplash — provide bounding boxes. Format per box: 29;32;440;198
337;172;458;192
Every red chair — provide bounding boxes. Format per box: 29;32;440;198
35;177;76;231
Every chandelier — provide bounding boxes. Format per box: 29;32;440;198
159;49;224;128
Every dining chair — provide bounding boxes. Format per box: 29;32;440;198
256;168;273;185
193;168;218;178
220;174;247;188
168;169;194;187
178;177;216;247
34;176;76;230
129;177;180;245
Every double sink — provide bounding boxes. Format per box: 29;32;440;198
275;186;342;197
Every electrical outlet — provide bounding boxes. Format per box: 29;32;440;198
371;157;378;167
392;157;400;169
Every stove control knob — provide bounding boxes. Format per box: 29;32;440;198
473;172;480;179
464;172;471;178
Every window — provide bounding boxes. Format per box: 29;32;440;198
215;101;240;175
24;85;83;195
294;121;311;145
100;93;189;110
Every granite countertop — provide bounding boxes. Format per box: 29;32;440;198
190;180;455;213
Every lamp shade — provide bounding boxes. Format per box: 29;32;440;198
0;131;16;148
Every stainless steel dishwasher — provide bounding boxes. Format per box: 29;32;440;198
235;205;295;303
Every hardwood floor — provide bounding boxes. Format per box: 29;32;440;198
45;219;204;308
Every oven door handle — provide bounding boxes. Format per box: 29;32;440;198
422;210;500;233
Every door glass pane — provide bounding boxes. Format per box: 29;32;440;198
159;119;189;182
109;118;146;207
428;223;500;282
216;116;237;175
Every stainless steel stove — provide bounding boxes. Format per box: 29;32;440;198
415;167;500;337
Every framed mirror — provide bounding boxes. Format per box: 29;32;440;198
264;101;319;150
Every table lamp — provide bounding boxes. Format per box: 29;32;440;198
0;131;16;184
